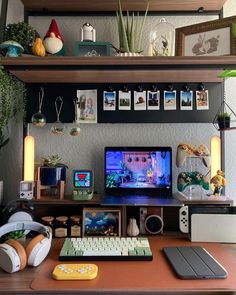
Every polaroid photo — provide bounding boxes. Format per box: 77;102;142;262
180;91;193;110
118;91;131;110
164;90;177;110
77;89;97;123
147;91;160;110
196;90;209;110
103;91;116;111
134;91;147;110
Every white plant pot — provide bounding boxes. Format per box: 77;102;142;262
116;52;143;57
0;181;3;205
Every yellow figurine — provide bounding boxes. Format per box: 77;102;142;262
210;170;226;196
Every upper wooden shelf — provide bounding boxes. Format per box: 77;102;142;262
1;56;236;83
21;0;227;13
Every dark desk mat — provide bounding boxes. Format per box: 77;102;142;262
31;236;236;292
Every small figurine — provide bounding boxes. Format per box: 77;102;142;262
210;170;226;196
81;23;96;42
43;19;65;55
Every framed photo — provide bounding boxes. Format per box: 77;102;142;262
175;16;236;56
75;41;111;56
82;208;121;237
180;91;193;110
147;91;160;110
134;91;147;110
118;91;131;110
77;89;97;123
196;90;209;110
103;91;116;111
164;90;177;110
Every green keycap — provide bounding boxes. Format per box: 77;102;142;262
128;249;136;256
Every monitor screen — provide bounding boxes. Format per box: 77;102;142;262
105;147;172;192
74;170;93;188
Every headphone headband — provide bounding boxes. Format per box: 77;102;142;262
0;221;51;239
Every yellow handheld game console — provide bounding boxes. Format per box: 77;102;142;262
52;263;98;280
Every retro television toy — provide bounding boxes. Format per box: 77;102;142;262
72;170;94;200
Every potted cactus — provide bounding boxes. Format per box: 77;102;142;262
217;112;231;130
39;154;68;186
115;0;149;55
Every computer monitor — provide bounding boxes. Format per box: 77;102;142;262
105;147;172;196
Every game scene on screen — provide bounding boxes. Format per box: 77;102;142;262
74;171;91;188
106;150;171;188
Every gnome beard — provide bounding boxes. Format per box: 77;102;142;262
44;32;63;54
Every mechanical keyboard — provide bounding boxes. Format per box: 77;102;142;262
59;237;153;261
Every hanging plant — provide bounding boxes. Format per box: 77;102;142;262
0;67;26;149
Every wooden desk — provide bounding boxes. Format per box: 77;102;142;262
1;235;236;295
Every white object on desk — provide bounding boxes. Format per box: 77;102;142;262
191;214;236;243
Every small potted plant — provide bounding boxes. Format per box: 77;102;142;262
39;154;68;186
115;0;149;56
217;112;231;130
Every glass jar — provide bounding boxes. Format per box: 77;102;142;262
54;216;68;238
70;215;81;237
149;18;175;56
41;216;54;235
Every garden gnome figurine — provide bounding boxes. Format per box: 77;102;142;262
43;19;65;55
210;170;226;196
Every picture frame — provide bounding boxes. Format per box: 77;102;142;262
76;89;97;123
175;15;236;56
134;91;147;110
118;91;131;110
180;91;193;110
164;90;177;110
147;91;160;110
82;208;121;237
196;90;209;110
75;41;111;56
103;91;116;111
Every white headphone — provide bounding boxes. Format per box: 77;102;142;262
0;221;52;273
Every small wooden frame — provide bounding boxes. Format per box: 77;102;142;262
35;180;65;200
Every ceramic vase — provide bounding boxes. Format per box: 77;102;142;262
127;218;139;237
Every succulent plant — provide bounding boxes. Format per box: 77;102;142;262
42;154;68;168
217;112;230;120
4;21;40;54
116;0;149;53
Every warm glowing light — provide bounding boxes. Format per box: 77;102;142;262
24;136;35;181
210;135;221;179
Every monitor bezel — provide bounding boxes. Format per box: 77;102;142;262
104;146;172;194
73;170;93;189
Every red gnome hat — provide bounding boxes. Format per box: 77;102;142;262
44;19;64;43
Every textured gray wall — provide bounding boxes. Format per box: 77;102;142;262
0;0;236;202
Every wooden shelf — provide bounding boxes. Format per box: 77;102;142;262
21;0;227;13
2;56;236;83
32;194;103;205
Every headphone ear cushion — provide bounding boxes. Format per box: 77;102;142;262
26;234;51;267
5;240;27;271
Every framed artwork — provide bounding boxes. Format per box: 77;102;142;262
103;91;116;111
164;90;177;110
147;91;160;110
118;91;131;110
74;41;111;56
77;89;97;123
82;208;121;237
196;90;209;110
180;91;193;110
175;15;236;56
134;91;147;110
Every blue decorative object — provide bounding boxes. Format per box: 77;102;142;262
39;167;66;186
0;40;24;57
